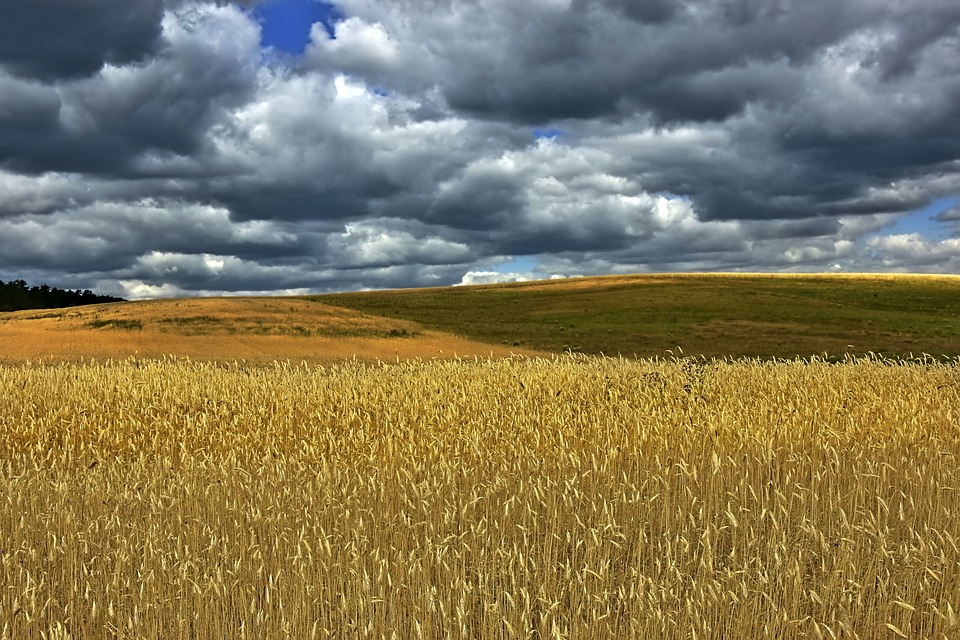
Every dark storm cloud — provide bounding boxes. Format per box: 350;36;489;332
0;4;260;176
425;169;525;230
937;206;960;223
869;2;960;79
0;75;63;171
214;185;386;224
586;0;679;25
0;200;304;272
0;0;165;80
330;0;874;124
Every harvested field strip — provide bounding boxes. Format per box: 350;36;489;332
0;297;537;363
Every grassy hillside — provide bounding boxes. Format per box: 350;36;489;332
313;273;960;359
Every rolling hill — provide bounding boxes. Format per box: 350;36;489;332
2;273;959;362
315;273;960;360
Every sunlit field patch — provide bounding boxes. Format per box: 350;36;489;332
2;355;959;638
0;297;538;364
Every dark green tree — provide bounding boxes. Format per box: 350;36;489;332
0;279;125;312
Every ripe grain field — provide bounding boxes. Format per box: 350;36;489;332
2;355;960;639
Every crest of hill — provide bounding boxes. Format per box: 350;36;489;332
313;272;960;360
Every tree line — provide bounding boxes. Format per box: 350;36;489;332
0;279;125;312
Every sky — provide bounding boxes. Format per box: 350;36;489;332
1;0;959;299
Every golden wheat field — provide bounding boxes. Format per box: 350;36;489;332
2;355;960;639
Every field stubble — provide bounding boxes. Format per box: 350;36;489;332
1;355;960;638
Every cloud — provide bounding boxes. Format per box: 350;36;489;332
866;234;960;271
0;4;261;175
0;0;166;81
0;0;959;297
305;17;401;77
326;221;472;268
0;199;301;272
331;0;884;123
936;205;960;223
457;271;534;286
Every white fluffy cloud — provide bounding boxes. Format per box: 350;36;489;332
306;17;401;74
867;234;960;271
457;271;537;286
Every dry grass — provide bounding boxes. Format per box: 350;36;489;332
0;297;539;364
2;355;960;638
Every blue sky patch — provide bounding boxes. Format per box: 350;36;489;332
884;196;959;241
533;128;563;140
657;192;691;202
256;0;341;55
492;256;537;275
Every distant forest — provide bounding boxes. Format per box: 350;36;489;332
0;279;125;312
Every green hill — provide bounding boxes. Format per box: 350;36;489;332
311;273;960;360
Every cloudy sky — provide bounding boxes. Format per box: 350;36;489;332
1;0;959;298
